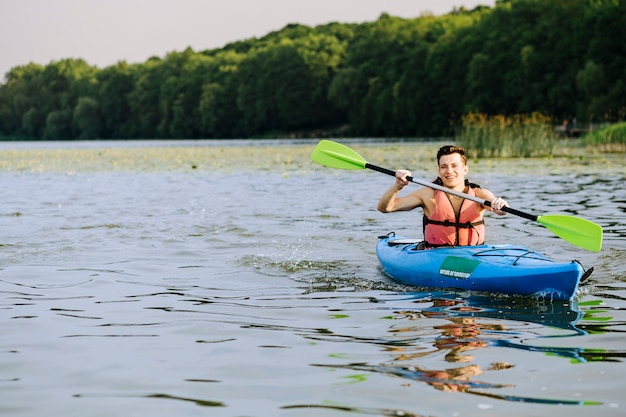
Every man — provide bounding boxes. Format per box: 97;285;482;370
377;145;508;247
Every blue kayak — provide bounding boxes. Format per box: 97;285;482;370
376;234;589;300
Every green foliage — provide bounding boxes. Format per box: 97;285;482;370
73;97;101;139
236;33;345;136
197;51;246;138
0;0;624;141
44;109;73;140
97;62;139;139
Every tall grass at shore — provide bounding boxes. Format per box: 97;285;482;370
584;121;626;152
457;113;557;158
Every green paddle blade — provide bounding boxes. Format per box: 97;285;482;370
311;140;367;170
538;214;603;252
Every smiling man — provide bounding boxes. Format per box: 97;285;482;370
377;145;508;248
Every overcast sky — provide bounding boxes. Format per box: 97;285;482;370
1;0;495;81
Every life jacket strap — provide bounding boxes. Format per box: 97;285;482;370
423;218;484;228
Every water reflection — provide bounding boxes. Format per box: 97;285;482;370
313;293;610;406
282;403;424;417
417;293;584;333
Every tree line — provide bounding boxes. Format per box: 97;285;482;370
0;0;624;141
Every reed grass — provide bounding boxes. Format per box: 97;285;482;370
456;113;558;158
583;121;626;152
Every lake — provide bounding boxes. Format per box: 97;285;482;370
1;139;625;417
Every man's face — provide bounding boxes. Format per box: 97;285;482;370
438;153;468;188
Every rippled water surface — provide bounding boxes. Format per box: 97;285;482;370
1;140;625;417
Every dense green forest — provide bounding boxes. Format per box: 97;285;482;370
0;0;624;140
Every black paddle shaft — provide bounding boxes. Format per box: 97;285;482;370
365;162;538;222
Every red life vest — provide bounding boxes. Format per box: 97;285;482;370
423;182;485;247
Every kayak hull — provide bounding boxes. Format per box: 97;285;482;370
376;236;583;300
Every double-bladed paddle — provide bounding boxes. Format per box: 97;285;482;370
311;139;603;252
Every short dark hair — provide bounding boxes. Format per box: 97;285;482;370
437;145;467;165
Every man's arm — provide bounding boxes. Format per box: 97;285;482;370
378;183;409;212
378;181;427;213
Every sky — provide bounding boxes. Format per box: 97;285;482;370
1;0;495;82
